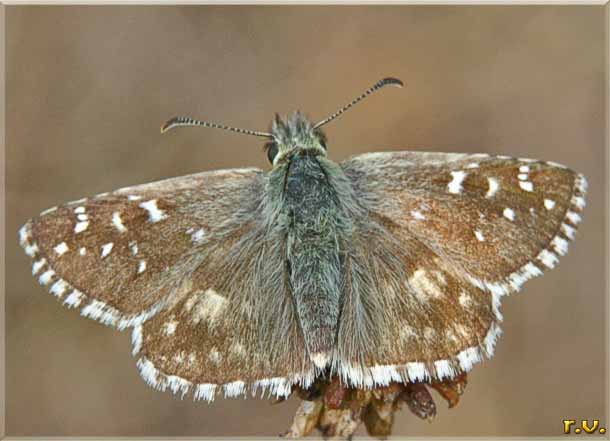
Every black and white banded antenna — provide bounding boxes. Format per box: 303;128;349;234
161;116;272;138
313;77;404;130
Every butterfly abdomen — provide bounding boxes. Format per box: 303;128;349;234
283;152;346;368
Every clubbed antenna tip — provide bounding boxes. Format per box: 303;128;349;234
160;116;272;138
380;77;404;88
313;76;404;129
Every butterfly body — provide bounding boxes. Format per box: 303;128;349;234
282;150;344;366
19;80;588;402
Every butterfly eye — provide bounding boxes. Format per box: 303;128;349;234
266;143;279;164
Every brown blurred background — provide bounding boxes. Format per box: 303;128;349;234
5;5;607;437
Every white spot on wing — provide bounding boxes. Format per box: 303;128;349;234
410;210;426;220
130;241;138;255
465;162;479;169
503;207;515;221
138;260;147;274
112;212;127;233
447;170;467;194
517;173;528;180
139;199;167;223
409;269;443;302
190;289;228;325
54;242;69;256
311;352;330;368
519;181;534;192
128;195;142;201
79;247;87;256
486;177;499;198
191;228;205;243
474;230;485;242
164;319;178;336
74;206;86;214
74;221;89;234
101;242;114;258
519;165;530;173
459;291;472;308
544;199;556;210
208;349;222;365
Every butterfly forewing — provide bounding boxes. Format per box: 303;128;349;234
19;168;265;329
342;152;586;289
336;151;586;384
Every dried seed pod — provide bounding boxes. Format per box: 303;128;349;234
319;407;361;439
363;399;394;439
401;383;437;421
283;400;323;438
324;377;349;410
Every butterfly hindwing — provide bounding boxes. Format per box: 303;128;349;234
133;176;315;400
335;151;586;384
19;168;265;329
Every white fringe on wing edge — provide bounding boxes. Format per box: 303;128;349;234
130;320;503;402
465;171;587;323
18;221;164;331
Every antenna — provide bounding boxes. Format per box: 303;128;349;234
313;77;403;129
160;116;272;138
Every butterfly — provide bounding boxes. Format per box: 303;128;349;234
19;77;587;402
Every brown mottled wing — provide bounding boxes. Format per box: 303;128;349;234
336;151;586;385
21;165;313;401
19;168;266;328
133;210;314;401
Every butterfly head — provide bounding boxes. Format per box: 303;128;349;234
264;112;328;166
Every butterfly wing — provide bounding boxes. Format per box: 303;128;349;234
133;203;316;401
20;166;314;401
19;168;265;328
336;151;587;385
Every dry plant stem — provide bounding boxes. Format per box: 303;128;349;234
283;373;468;439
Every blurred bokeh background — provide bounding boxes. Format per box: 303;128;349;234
5;5;607;437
